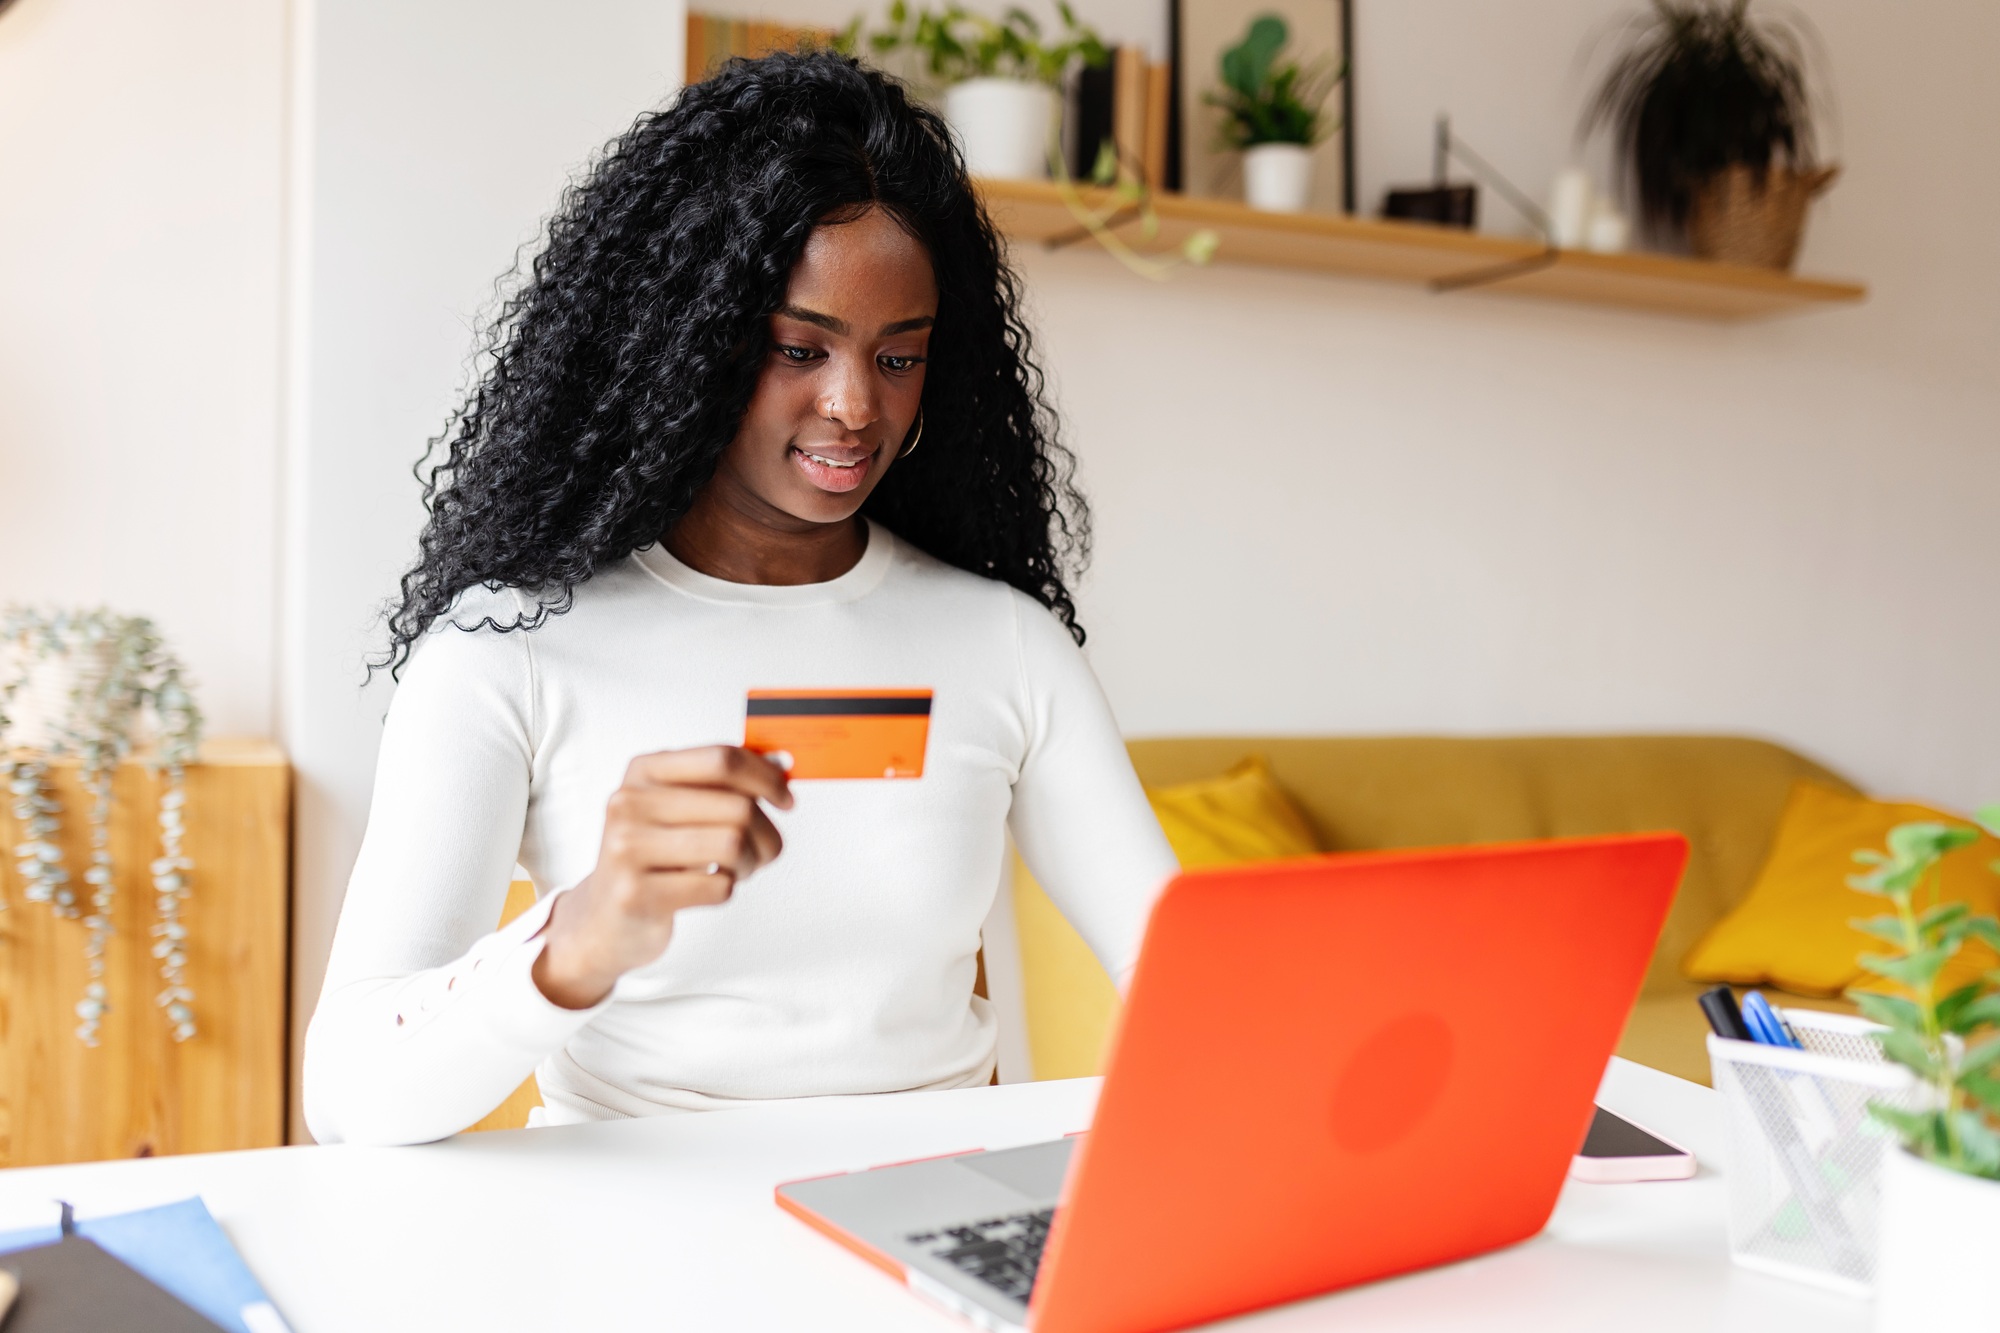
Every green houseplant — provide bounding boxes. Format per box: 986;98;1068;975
1;607;203;1047
1847;808;2000;1327
847;2;1213;277
1204;15;1343;213
1583;0;1836;268
842;1;1106;180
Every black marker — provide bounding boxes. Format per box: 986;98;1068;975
1698;985;1753;1042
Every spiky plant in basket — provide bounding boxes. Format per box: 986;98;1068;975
1847;810;2000;1178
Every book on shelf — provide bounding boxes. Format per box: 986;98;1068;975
1065;46;1173;190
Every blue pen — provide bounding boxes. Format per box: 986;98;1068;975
1740;991;1780;1045
1741;991;1801;1049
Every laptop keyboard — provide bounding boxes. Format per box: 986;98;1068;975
906;1207;1055;1302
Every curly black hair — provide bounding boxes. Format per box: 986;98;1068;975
378;49;1088;676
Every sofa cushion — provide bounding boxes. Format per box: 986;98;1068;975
1015;756;1321;1080
1683;781;2000;998
1123;735;1859;998
1146;756;1320;867
1012;736;1858;1086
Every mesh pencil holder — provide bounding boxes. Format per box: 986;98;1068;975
1707;1008;1927;1297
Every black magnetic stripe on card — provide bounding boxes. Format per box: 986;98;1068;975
746;696;933;717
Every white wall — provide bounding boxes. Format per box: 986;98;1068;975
0;0;286;735
1024;0;1999;812
8;0;1990;1125
283;0;686;1137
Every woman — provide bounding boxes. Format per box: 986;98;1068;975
304;51;1175;1146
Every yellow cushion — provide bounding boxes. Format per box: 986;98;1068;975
1683;781;2000;998
1015;757;1320;1080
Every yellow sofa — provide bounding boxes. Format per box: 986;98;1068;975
1016;735;1863;1088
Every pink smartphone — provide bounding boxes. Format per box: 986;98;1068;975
1569;1106;1697;1182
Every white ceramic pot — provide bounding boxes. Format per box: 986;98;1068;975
1;640;118;752
1242;142;1313;213
943;77;1055;181
1876;1147;2000;1331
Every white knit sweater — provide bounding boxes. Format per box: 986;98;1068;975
304;523;1176;1145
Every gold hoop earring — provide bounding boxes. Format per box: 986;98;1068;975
900;409;924;459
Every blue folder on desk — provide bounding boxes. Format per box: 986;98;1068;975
0;1197;289;1333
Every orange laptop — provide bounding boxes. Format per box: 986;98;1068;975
777;832;1687;1333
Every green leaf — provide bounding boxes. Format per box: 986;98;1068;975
1182;229;1220;264
1852;991;1925;1033
1950;1111;2000;1178
1948;993;2000;1034
1868;1101;1940;1147
1975;804;2000;837
1847;864;1911;897
1220;15;1288;96
1849;914;1910;946
1958;1036;2000;1078
1088;139;1118;185
1861;947;1951;990
1921;901;1971;933
1880;1027;1943;1078
1961;1071;2000;1112
1887;821;1978;863
1938;917;1980;953
1935;982;1987;1031
1963;917;2000;951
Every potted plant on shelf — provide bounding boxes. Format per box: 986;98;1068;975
843;1;1107;181
1845;810;2000;1329
1204;14;1343;214
1584;0;1836;269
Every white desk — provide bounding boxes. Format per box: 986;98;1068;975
0;1059;1869;1331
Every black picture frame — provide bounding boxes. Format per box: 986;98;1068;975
1170;0;1355;214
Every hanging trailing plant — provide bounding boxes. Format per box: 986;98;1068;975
0;607;203;1046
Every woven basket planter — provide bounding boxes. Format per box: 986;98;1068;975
1688;164;1839;270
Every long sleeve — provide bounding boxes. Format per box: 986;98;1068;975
1005;593;1178;988
303;605;608;1146
307;532;1174;1129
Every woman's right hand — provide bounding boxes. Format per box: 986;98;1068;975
532;746;792;1009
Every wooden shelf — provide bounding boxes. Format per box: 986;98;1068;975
977;178;1866;321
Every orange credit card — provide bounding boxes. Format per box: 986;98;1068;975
743;690;932;780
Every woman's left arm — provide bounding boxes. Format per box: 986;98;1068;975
304;613;601;1146
1005;593;1179;989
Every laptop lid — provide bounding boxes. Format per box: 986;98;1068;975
1030;832;1686;1333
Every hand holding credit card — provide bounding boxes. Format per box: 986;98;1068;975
744;690;932;779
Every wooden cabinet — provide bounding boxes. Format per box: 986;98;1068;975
0;739;288;1166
